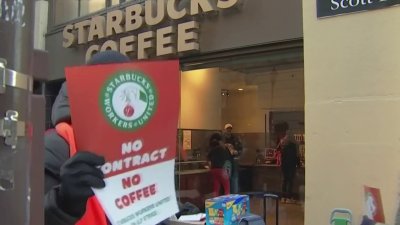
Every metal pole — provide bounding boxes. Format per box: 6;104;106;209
276;198;279;225
263;197;267;223
0;0;34;74
0;1;36;225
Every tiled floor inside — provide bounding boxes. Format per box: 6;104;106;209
249;198;304;225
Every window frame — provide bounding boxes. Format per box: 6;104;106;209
48;0;145;32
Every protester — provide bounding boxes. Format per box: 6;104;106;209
44;51;130;225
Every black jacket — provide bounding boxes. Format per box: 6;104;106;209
45;51;133;225
223;133;242;155
45;82;81;225
281;141;299;171
207;145;231;169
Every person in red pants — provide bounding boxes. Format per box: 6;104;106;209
207;133;231;196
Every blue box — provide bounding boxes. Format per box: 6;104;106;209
205;194;250;225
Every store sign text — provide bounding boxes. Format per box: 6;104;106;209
62;0;242;61
317;0;400;17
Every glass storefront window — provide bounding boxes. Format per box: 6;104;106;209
53;0;126;25
176;52;305;225
111;0;120;6
52;0;146;25
54;0;79;24
79;0;105;17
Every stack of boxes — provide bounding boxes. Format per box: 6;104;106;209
205;195;250;225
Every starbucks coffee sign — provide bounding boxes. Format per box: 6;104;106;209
317;0;400;18
62;0;242;61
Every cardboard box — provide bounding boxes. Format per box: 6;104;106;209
205;195;250;225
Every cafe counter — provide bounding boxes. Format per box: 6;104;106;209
239;164;305;198
175;161;212;210
175;161;305;210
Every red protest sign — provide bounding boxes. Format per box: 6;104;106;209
364;186;385;223
66;60;180;225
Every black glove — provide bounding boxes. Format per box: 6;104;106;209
57;151;106;218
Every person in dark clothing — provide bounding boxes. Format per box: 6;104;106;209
44;51;131;225
361;216;376;225
207;133;231;197
275;122;299;203
223;123;242;194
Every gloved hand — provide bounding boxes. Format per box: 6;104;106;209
57;151;106;217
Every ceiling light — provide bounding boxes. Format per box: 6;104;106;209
238;88;244;91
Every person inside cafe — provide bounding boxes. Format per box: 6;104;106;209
275;122;299;204
222;123;242;193
207;133;231;197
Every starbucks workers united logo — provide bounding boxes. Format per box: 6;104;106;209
100;71;157;130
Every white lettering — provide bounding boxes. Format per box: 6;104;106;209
340;0;349;8
217;0;239;9
332;0;374;10
349;0;360;7
190;0;216;15
360;0;368;5
112;160;123;172
122;139;143;155
63;0;241;58
138;31;155;59
101;162;112;174
159;148;168;159
145;0;166;26
124;157;132;167
141;153;150;164
132;155;141;166
85;45;99;62
178;21;200;52
62;24;76;48
88;16;105;42
122;142;132;155
167;0;187;19
100;40;118;51
100;148;168;175
125;4;144;32
120;35;136;56
132;140;143;151
156;26;176;56
74;20;91;44
102;148;169;175
331;0;340;10
150;151;159;161
107;10;124;36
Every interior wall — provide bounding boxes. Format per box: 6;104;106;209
222;89;267;162
303;2;400;225
257;68;304;111
180;68;221;130
220;68;304;130
54;0;78;24
80;0;105;16
222;89;266;134
180;67;305;145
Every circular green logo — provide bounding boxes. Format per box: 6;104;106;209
100;71;157;131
